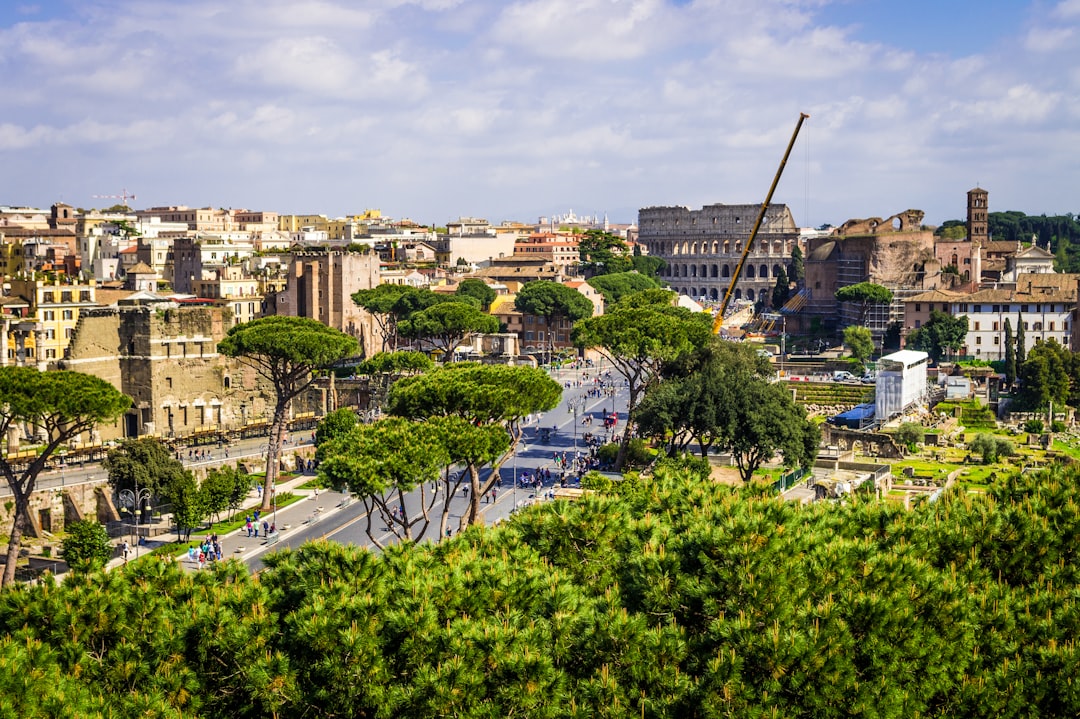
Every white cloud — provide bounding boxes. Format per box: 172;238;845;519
1024;26;1075;52
1054;0;1080;19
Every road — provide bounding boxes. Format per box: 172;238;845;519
233;364;630;573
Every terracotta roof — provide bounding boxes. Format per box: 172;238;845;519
903;289;966;303
126;261;155;274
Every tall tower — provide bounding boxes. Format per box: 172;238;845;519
967;187;988;285
967;187;989;244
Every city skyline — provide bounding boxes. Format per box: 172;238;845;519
1;0;1077;228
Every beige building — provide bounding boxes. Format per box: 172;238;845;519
3;277;98;366
268;249;381;356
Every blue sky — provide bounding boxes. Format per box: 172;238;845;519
1;0;1077;228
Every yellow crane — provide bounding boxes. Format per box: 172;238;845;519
712;112;809;334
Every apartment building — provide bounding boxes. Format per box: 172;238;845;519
3;277;98;366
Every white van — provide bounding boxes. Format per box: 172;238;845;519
832;371;856;382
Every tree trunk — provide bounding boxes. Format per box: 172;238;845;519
263;399;288;513
465;463;481;529
2;486;30;586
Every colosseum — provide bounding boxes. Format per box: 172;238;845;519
636;203;799;303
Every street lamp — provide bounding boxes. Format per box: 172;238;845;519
571;398;586;452
118;486;152;559
513;440;527;510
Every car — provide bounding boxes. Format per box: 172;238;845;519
860;373;876;384
832;371;856;382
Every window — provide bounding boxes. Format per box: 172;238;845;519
1022;305;1029;312
915;304;921;312
993;322;999;331
1050;322;1056;331
65;328;74;339
973;305;981;313
974;322;980;331
915;320;921;328
43;310;55;321
994;336;1000;345
62;310;73;320
976;336;982;345
61;291;71;302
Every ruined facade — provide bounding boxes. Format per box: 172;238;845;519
636;203;799;304
803;210;937;337
59;301;318;442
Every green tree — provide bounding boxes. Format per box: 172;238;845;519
577;229;632;275
631;254;666;278
166;471;207;541
513;281;594;365
835;282;894;325
387;363;561;521
0;367;130;586
455;278;497;311
969;433;1015;464
788;244;805;282
573;305;711;467
843;325;875;363
200;465;244;525
585;272;661;305
354;349;434;408
905;310;969;364
319;417;451;545
352;284;441;352
1016;314;1027;364
883;321;902;352
104;437;186;497
314;407;359;463
895;422;925;450
218;316;358;511
636;339;771;457
1016;339;1070;410
1004;318;1016;386
718;378;820;482
399;301;499;361
771;266;790;309
61;520;113;574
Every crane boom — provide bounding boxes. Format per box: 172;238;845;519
713;112;809;334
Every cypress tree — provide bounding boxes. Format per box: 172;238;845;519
1016;314;1026;365
1004;318;1015;387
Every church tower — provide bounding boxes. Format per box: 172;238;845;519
967;187;988;284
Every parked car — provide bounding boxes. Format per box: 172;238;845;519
860;373;877;384
832;371;856;382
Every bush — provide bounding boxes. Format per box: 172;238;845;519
596;443;620;466
580;471;614;492
970;434;1016;464
896;422;925;451
623;438;654;469
654;453;711;481
1024;419;1045;434
61;520;113;574
1052;420;1067;433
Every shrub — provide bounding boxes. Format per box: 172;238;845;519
896;422;925;451
970;434;1016;464
580;471;614;492
61;520;113;574
1052;420;1067;433
1024;419;1045;434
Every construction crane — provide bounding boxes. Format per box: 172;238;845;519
92;188;138;207
712;112;809;334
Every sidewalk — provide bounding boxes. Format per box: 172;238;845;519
105;473;340;572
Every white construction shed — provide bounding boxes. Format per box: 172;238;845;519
874;350;930;423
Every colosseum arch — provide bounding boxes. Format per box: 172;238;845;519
691;265;698;277
711;241;719;254
710;264;718;278
722;265;730;278
734;289;743;300
746;265;756;279
773;264;782;277
700;264;707;277
723;240;730;253
747;289;755;301
760;264;768;278
710;288;719;300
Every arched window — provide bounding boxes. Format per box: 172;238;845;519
734;289;743;300
710;288;719;300
746;265;756;279
691;265;698;277
951;253;958;266
712;241;719;254
700;264;707;278
723;241;731;254
673;265;680;277
710;264;719;278
722;265;731;278
760;264;769;279
223;376;231;389
747;289;755;301
773;264;782;277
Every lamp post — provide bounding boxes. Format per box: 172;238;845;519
118;486;152;559
513;440;527;510
571;398;586;452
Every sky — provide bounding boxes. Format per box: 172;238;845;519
1;0;1077;229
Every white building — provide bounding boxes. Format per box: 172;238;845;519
875;350;930;423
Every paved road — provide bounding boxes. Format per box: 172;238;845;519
99;364;630;574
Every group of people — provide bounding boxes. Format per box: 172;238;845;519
187;534;223;568
244;510;275;538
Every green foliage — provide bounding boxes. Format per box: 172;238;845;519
906;310;969;363
13;467;1080;715
355;350;433;376
771;266;790;308
166;472;208;540
200;465;252;523
1016;339;1070;410
842;324;875;362
577;229;632;275
1024;419;1045;434
1004;318;1016;386
788;244;804;282
454;278;497;310
398;301;499;361
514;280;594;324
585;271;662;305
579;471;614;492
896;422;925;450
630;254;666;278
835;281;893;305
969;433;1016;464
104;437;186;497
314;407;359;463
60;520;113;574
1052;420;1067;433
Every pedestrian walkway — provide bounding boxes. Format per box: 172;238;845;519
103;473;337;572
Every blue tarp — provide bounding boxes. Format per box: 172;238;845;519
828;403;876;429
